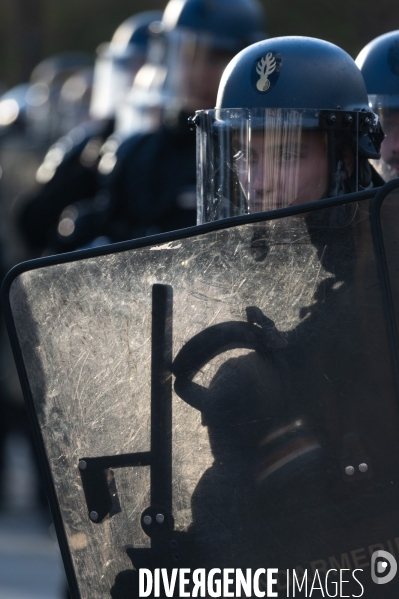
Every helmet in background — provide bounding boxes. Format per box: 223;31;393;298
90;11;163;120
356;31;399;181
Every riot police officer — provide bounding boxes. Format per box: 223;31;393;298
174;35;386;569
17;11;162;256
195;35;384;223
97;0;267;243
356;30;399;182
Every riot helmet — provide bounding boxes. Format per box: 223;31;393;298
195;37;384;223
26;52;94;141
57;67;94;135
90;11;163;120
158;0;266;115
356;31;399;181
115;60;167;136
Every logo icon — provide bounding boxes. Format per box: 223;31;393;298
256;52;277;92
371;550;398;585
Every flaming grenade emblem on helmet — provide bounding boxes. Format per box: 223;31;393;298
256;52;277;91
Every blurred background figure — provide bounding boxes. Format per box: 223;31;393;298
0;52;95;524
17;11;163;258
115;20;167;137
0;57;97;599
92;0;267;245
25;52;94;142
357;30;399;182
90;11;162;126
56;67;94;138
0;52;94;267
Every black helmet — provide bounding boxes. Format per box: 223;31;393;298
194;37;384;223
158;0;267;114
356;31;399;181
90;11;163;120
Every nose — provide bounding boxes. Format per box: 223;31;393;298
251;159;267;195
249;159;280;211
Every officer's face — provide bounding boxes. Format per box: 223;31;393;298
180;44;233;111
233;130;330;212
380;111;399;173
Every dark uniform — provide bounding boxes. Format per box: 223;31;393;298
101;113;197;242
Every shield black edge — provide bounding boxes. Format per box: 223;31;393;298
370;177;399;401
0;185;384;599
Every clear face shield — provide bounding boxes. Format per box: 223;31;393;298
369;94;399;181
196;108;382;224
90;43;146;120
115;64;167;136
161;28;236;114
57;69;93;135
114;36;167;136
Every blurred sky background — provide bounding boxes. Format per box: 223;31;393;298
0;0;399;89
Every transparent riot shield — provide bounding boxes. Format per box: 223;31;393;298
4;186;399;598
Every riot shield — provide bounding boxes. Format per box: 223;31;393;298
4;185;399;598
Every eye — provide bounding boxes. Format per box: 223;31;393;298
280;151;300;162
281;151;298;162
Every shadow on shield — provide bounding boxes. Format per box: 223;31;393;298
3;181;399;597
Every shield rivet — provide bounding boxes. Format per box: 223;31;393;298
156;513;165;524
358;463;368;473
143;515;152;525
90;511;99;521
345;465;355;476
327;113;337;125
78;460;87;470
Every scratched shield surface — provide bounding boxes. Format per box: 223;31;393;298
8;195;399;598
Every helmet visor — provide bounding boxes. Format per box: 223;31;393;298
196;108;371;224
90;44;145;119
369;94;399;182
162;29;236;113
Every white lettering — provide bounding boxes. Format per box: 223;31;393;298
179;569;191;597
139;569;152;597
339;569;350;598
293;570;308;596
309;570;324;597
208;569;222;597
253;568;266;598
236;568;252;597
352;569;364;598
267;569;278;597
325;569;338;597
192;569;206;597
223;569;235;597
161;569;178;597
154;569;160;597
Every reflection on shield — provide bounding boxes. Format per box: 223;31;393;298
4;185;399;598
